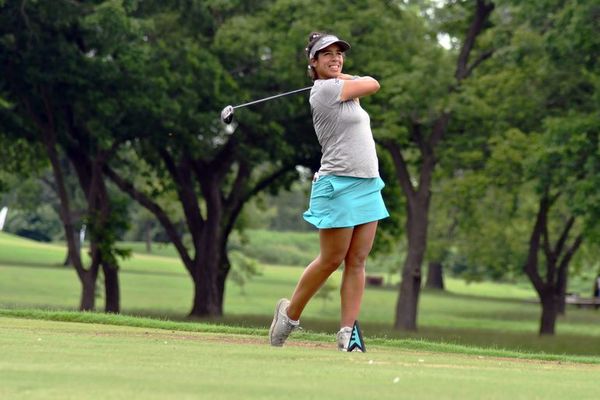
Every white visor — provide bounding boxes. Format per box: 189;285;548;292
308;35;351;59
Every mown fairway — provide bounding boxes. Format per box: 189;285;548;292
1;232;600;356
1;316;599;400
2;231;600;399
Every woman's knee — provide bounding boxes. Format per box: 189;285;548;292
345;251;368;271
318;253;346;272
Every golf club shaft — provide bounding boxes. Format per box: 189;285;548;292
232;86;312;109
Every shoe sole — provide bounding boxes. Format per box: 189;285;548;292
269;298;287;346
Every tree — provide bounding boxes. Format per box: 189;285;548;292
440;0;600;334
102;1;321;317
526;119;598;334
372;0;495;330
496;0;598;335
0;0;146;311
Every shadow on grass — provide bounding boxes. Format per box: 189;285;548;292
366;286;537;308
0;260;68;270
420;288;534;305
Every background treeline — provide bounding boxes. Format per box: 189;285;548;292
0;0;598;335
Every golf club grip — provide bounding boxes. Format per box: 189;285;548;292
233;86;312;109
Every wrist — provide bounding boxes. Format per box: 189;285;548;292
338;73;355;80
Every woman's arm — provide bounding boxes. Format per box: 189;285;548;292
338;74;380;101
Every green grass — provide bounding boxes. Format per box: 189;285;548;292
2;309;599;364
2;231;600;399
118;241;182;259
1;231;600;358
1;315;599;400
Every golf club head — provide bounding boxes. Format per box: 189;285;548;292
221;105;234;124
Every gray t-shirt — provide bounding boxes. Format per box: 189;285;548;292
310;78;379;178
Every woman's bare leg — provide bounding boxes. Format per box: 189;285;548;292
340;221;378;328
286;227;354;320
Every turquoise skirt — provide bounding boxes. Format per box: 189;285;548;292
303;175;389;229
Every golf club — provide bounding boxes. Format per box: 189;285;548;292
220;86;312;124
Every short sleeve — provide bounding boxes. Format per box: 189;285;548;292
312;79;344;108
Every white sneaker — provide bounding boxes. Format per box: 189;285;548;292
269;298;299;347
336;326;353;351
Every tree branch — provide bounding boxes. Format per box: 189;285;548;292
541;215;555;284
208;136;238;182
554;216;575;260
103;164;194;271
466;49;495;77
224;160;252;211
160;149;205;248
557;234;583;278
524;195;549;294
455;0;495;82
382;140;416;200
410;122;426;155
429;113;451;151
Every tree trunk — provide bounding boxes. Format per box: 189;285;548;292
539;292;558;335
189;215;226;317
104;146;284;319
217;249;230;308
525;195;583;335
395;263;421;331
425;261;445;290
102;262;120;313
66;141;122;314
394;199;428;330
40;124;98;312
63;250;72;267
384;136;433;331
389;0;494;332
557;266;567;315
188;212;233;317
11;43;119;314
145;221;152;254
190;258;224;317
63;230;80;266
80;274;97;311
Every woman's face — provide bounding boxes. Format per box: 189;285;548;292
311;43;344;79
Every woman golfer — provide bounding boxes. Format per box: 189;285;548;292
269;32;389;350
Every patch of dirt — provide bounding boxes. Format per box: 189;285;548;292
92;329;332;349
